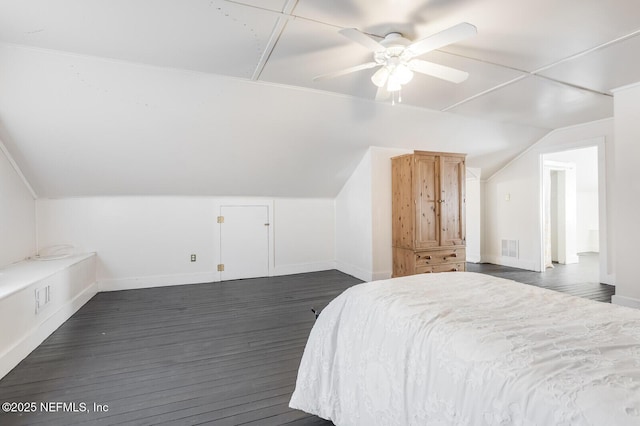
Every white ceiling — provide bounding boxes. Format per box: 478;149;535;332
0;0;637;197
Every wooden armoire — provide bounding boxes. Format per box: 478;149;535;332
392;151;466;277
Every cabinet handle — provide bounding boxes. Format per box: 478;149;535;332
452;268;458;271
418;255;432;260
449;253;457;258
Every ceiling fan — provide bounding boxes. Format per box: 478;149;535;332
314;22;477;102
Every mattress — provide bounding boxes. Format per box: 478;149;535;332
289;272;640;425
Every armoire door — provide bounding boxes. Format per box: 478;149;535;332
219;205;269;281
439;155;466;246
414;154;440;249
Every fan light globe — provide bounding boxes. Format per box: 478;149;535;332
386;75;402;92
393;64;414;85
371;67;390;88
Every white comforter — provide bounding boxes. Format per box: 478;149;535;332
289;272;640;425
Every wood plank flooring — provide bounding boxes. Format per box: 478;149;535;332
467;252;615;303
0;254;614;425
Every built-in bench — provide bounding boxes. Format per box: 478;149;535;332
0;253;97;379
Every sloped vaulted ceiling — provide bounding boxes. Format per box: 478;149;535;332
0;0;638;197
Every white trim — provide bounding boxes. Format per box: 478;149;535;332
601;273;615;286
251;0;298;80
543;160;575;170
484;255;537;272
336;261;372;282
467;252;482;263
611;294;640;310
271;261;336;277
537;137;609;281
0;281;98;379
98;271;218;292
100;262;340;290
0;136;37;199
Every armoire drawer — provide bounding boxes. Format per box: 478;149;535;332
416;266;434;274
432;262;465;273
415;249;465;266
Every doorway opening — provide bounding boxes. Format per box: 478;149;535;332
541;146;599;279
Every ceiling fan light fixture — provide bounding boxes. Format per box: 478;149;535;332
386;75;402;92
371;66;390;88
393;64;414;85
320;23;477;101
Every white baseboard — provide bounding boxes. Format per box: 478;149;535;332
566;254;580;264
99;272;219;292
600;273;615;286
336;261;372;282
612;294;640;310
467;252;481;263
271;261;336;277
0;282;98;380
484;255;538;272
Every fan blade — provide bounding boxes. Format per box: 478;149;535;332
406;22;477;57
408;59;469;83
375;86;391;101
313;62;380;81
339;28;385;52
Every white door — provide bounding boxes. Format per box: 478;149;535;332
219;205;269;281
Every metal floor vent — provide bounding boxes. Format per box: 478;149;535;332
501;239;519;258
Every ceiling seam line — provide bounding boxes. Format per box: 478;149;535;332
251;0;298;81
441;76;528;112
251;18;289;80
440;29;640;110
531;28;640;74
530;75;612;97
222;0;380;36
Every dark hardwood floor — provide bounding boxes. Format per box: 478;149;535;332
467;252;615;303
0;254;614;425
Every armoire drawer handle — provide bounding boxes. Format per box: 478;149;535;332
418;255;432;260
449;253;457;258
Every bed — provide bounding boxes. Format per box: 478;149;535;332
289;272;640;425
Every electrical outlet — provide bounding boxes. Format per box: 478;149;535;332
190;254;196;262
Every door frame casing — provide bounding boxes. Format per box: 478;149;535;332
537;137;611;284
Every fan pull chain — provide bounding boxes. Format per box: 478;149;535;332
391;88;402;106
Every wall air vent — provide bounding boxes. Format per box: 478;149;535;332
501;239;519;258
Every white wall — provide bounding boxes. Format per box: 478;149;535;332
466;168;483;263
0;140;35;268
37;196;335;290
334;147;413;282
335;150;373;281
484;118;614;284
273;198;335;275
371;147;412;279
612;83;640;308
